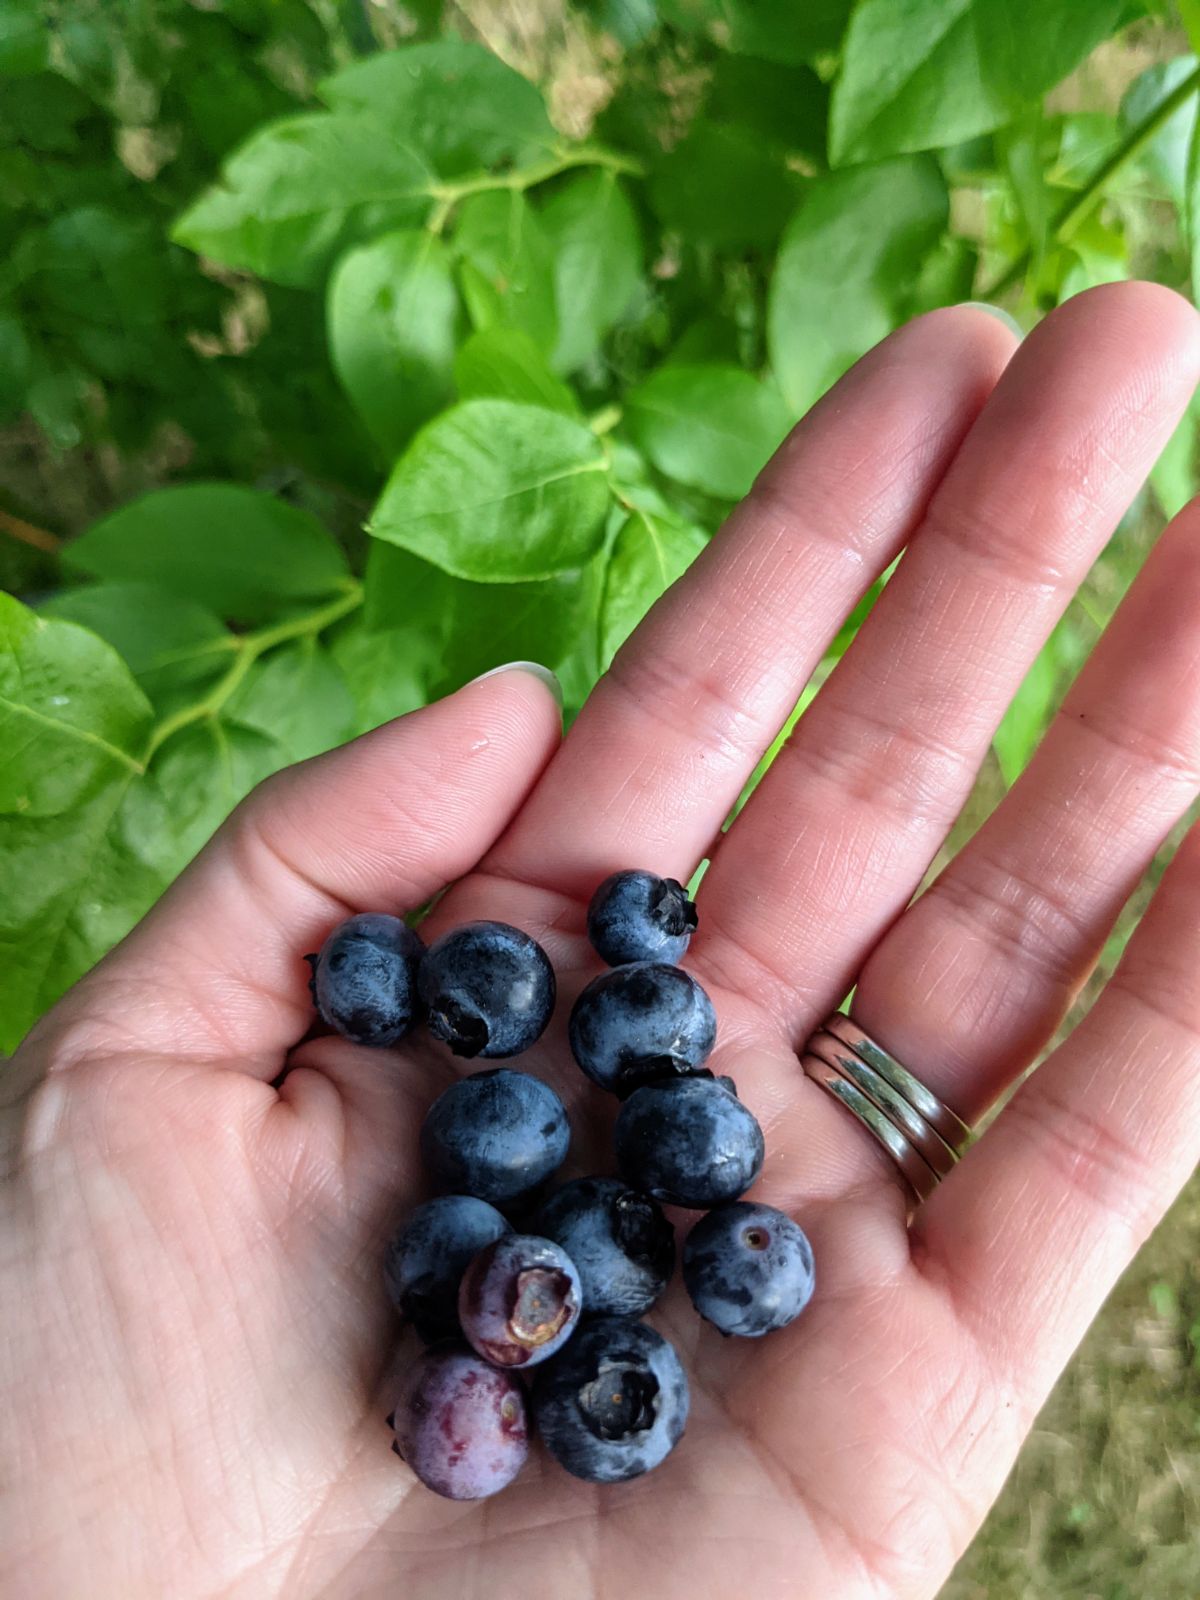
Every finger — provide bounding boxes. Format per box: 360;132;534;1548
482;307;1016;899
698;282;1200;1035
32;667;562;1073
913;816;1200;1421
852;494;1200;1133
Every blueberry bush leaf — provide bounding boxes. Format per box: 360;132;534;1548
225;640;358;764
366;542;604;699
67;485;351;624
768;157;949;415
649;122;802;250
328;229;460;458
172;114;434;287
453;327;580;414
830;0;1124;164
600;502;708;666
455;191;559;355
368;399;611;582
318;38;556;177
625;364;793;501
38;583;234;706
540;170;643;373
0;595;171;1051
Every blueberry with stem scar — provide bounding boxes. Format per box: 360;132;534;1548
587;870;698;966
418;921;555;1059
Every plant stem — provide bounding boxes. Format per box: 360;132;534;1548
0;507;61;553
427;145;643;209
983;64;1200;300
142;581;363;762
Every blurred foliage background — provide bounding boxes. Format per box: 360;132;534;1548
3;1;1200;1591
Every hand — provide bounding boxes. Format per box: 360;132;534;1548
6;283;1200;1600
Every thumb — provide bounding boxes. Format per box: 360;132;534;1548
30;665;562;1076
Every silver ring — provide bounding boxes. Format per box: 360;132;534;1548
801;1013;972;1203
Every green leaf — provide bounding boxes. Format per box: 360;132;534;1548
768;158;949;415
579;0;660;47
368;399;610;582
625;364;793;500
365;542;599;696
68;485;351;625
600;502;708;666
456;190;558;355
318;39;556;178
0;595;149;815
0;595;173;1051
225;640;357;764
0;0;47;76
1151;395;1199;520
172;113;434;287
454;327;580;413
707;54;829;159
649;122;802;249
660;0;853;63
1120;57;1199;205
540;170;642;373
830;0;1124;164
330;620;433;732
150;720;283;867
328;229;459;459
38;583;233;705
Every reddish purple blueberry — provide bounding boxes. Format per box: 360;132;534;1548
388;1344;529;1500
458;1233;583;1368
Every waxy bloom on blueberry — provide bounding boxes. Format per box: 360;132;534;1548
569;962;717;1096
418;921;555;1058
307;912;423;1046
419;1068;570;1204
615;1075;764;1208
533;1315;689;1483
384;1195;511;1342
683;1201;815;1337
587;869;698;966
533;1177;675;1317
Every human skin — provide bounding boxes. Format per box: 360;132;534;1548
6;283;1200;1599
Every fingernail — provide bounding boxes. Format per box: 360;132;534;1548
958;301;1025;339
468;660;563;707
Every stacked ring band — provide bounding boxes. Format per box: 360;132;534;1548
801;1013;971;1202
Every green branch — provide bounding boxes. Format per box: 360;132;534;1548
983;64;1200;301
425;145;643;233
142;582;363;763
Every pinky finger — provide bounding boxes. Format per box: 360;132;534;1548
914;818;1200;1409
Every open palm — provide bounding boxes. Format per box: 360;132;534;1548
9;284;1200;1600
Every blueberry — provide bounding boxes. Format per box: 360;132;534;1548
384;1196;511;1342
389;1343;529;1500
418;921;555;1058
458;1233;582;1368
683;1202;815;1337
532;1315;689;1483
587;870;698;966
532;1177;675;1317
306;912;423;1046
419;1068;570;1204
614;1076;764;1209
568;963;717;1096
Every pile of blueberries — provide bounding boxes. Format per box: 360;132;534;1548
307;870;815;1500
